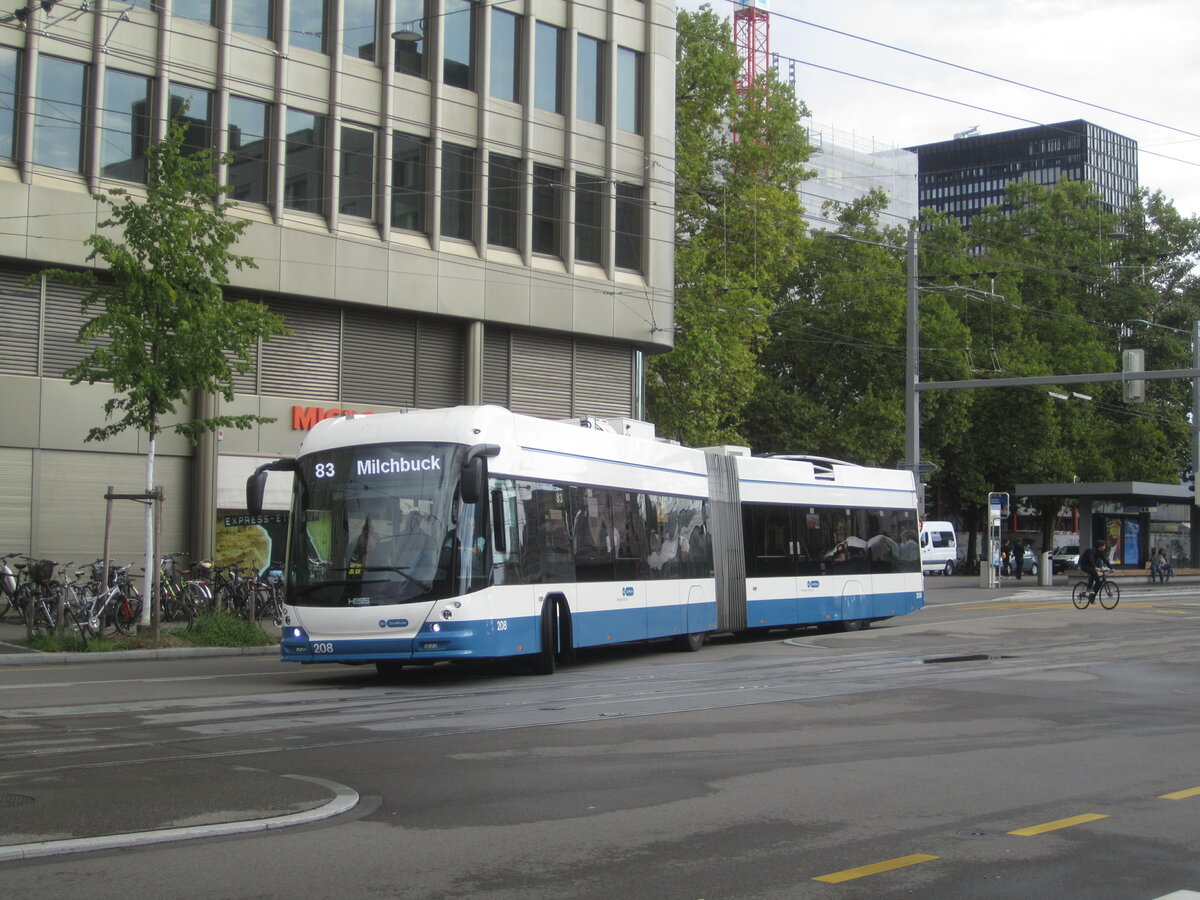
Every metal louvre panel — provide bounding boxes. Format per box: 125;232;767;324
42;280;103;379
224;296;261;394
705;451;747;632
510;331;573;418
342;307;417;407
415;319;465;408
0;268;40;376
35;450;191;563
260;298;340;400
572;339;633;417
0;448;33;551
481;326;511;407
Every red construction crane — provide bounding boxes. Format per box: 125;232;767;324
733;0;770;97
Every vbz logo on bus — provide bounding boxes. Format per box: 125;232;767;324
806;580;821;589
621;586;635;597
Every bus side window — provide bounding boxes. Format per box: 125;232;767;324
490;480;522;585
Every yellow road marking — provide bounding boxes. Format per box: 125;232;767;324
1160;786;1200;800
813;853;938;884
1009;813;1109;836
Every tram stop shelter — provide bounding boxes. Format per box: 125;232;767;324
1015;481;1198;571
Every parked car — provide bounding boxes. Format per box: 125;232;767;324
1051;545;1081;574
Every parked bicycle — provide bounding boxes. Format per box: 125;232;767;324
1072;571;1120;610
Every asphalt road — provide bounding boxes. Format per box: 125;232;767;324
1;576;1199;899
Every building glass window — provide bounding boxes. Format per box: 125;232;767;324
340;124;375;219
575;173;603;265
0;47;16;160
168;84;212;155
488;153;520;250
443;0;474;89
174;0;213;25
288;0;326;53
534;22;563;113
393;0;426;77
615;182;643;271
231;0;274;40
34;56;86;172
343;0;376;61
228;96;270;204
617;46;642;135
285;108;326;214
391;132;427;232
532;163;561;257
576;34;603;124
100;70;152;182
440;142;475;240
489;8;519;103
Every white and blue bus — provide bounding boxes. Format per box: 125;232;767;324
248;406;923;675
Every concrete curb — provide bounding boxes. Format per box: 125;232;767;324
0;775;359;862
0;643;279;667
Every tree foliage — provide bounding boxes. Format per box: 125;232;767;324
647;4;814;447
38;115;287;444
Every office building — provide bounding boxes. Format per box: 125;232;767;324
909;120;1137;228
802;121;917;230
0;0;675;563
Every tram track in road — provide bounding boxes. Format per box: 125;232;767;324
0;641;1130;782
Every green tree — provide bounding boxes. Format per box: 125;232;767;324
934;179;1200;550
35;116;287;628
647;4;814;447
745;193;973;466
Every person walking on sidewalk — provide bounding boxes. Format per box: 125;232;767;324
1011;539;1026;579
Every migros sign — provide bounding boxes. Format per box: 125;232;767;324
291;406;375;430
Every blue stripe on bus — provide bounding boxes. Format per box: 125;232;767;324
279;592;919;665
281;600;721;664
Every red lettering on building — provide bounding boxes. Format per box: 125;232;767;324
291;406;375;430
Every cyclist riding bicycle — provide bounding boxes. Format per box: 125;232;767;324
1080;540;1112;602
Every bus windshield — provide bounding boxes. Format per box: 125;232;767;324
288;442;471;607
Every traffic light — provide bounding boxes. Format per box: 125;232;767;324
1123;348;1145;403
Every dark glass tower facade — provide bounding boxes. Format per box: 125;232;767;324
909;120;1138;227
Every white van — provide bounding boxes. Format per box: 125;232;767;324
920;521;959;575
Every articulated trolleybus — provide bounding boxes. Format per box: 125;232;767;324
247;405;923;675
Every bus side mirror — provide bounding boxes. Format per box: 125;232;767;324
461;444;500;504
247;459;298;514
247;471;269;515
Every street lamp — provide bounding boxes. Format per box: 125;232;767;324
829;225;921;512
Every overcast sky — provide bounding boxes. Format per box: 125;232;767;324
679;0;1200;219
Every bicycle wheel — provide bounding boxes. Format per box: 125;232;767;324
183;582;211;617
1098;580;1120;609
113;593;142;635
163;593;196;631
1072;582;1090;609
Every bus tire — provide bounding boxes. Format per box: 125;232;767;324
839;618;865;632
375;660;405;678
673;631;707;652
531;597;561;676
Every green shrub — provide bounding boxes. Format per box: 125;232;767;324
187;612;277;648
